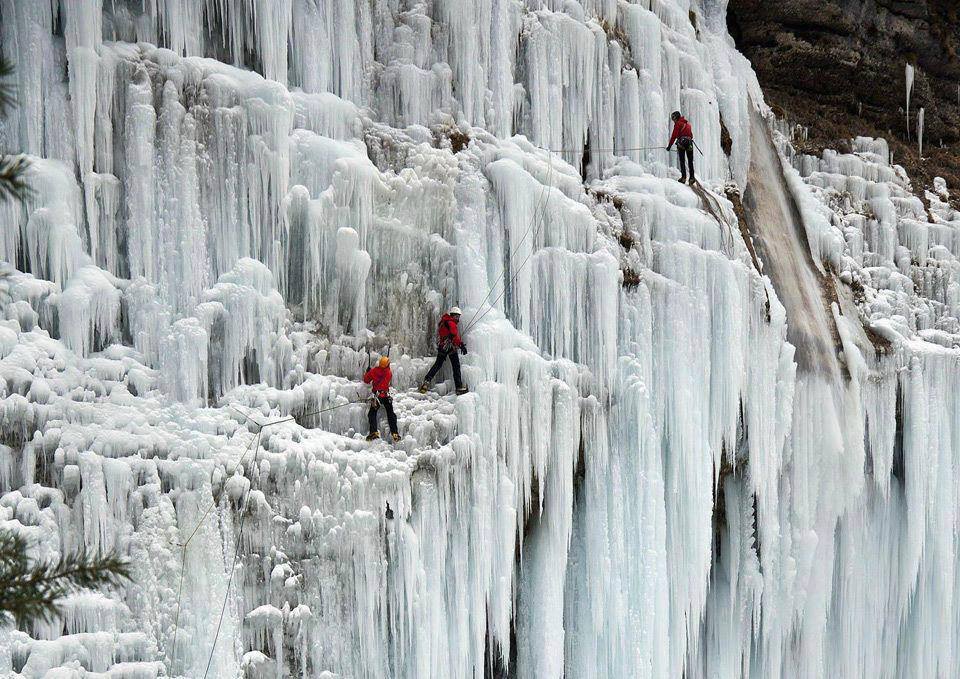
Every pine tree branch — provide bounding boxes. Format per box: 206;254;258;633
21;552;131;590
0;53;15;118
0;530;29;569
0;529;131;626
0;53;28;205
0;155;32;203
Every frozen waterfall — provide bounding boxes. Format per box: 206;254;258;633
1;1;959;678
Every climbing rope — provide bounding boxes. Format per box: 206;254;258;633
463;151;556;331
169;401;359;548
202;396;374;675
169;396;365;671
169;131;703;670
463;152;556;335
255;398;365;426
170;136;692;669
170;426;260;668
202;428;262;678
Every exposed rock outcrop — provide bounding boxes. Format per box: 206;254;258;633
727;0;960;202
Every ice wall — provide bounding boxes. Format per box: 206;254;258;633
0;1;958;678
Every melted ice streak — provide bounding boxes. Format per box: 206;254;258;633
917;107;924;158
0;1;957;678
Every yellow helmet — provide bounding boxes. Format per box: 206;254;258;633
378;356;390;368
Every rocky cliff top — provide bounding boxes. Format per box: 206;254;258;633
728;0;960;204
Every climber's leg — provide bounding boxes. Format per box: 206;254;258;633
678;140;689;182
366;400;380;439
423;349;448;384
449;351;464;391
382;397;399;436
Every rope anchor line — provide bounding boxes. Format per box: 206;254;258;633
547;144;671;153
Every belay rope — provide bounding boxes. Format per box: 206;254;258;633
462;151;556;334
170;398;363;676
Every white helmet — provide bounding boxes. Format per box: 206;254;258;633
449;306;462;316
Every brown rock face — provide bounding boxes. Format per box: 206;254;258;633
726;0;960;200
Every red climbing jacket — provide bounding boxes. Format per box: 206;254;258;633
363;365;392;397
668;116;694;146
437;313;463;350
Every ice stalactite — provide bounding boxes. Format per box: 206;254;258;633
56;266;121;357
905;63;915;140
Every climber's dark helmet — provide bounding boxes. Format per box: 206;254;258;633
671;111;682;121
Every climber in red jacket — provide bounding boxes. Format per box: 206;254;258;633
666;111;695;185
363;356;400;442
419;306;468;395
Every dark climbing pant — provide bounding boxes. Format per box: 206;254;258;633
424;347;463;389
678;137;694;180
368;396;398;436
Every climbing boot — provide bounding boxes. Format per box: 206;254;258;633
391;432;401;443
418;382;429;393
366;431;380;441
455;386;469;395
688;175;696;185
678;176;687;184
